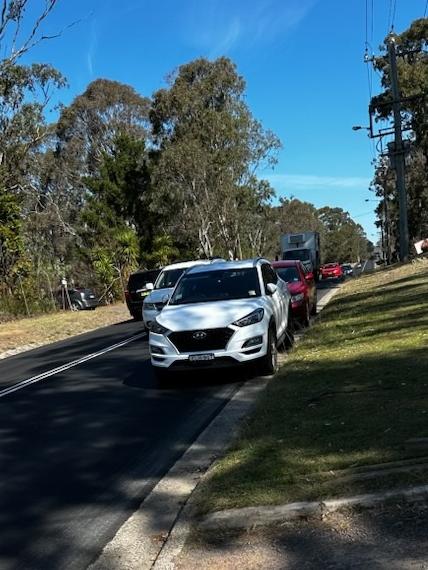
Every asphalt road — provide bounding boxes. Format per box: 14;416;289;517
0;284;337;570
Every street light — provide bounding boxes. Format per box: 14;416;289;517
365;198;381;202
352;125;370;131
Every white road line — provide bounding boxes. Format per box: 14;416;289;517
0;332;147;399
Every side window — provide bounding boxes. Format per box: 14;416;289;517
261;264;277;290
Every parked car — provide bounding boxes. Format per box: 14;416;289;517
125;268;161;320
56;287;98;310
341;263;354;277
149;258;293;380
272;260;317;326
143;260;218;329
319;262;343;281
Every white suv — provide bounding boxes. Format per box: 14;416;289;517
149;258;293;379
143;260;214;329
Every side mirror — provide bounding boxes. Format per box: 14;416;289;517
266;283;277;295
146;282;154;291
306;272;314;281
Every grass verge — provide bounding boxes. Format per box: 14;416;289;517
0;304;130;355
194;261;428;514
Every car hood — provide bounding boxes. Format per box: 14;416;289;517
145;288;174;304
157;298;266;331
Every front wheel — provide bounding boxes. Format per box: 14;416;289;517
302;301;310;327
310;294;318;316
259;326;278;376
283;309;295;348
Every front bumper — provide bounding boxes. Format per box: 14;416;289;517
81;298;98;309
150;323;268;369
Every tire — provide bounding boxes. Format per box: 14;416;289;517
310;293;318;316
283;308;295;348
71;301;82;311
259;326;278;376
302;301;310;327
131;311;143;321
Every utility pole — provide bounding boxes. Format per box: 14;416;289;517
388;35;409;262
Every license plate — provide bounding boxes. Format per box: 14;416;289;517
189;354;215;362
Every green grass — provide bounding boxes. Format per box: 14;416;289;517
194;261;428;514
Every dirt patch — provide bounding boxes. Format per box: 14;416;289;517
178;502;428;569
0;304;129;357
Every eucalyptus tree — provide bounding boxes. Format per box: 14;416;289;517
150;57;281;259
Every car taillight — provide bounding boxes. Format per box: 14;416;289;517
125;290;130;299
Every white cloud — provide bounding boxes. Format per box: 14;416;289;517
183;0;317;55
86;21;97;77
209;18;242;57
267;173;371;191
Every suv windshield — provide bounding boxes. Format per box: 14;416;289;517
128;270;160;290
170;268;261;305
275;267;300;283
283;249;310;261
155;268;185;289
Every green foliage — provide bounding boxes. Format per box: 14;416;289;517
0;184;23;284
318;206;370;263
144;234;180;268
150;57;281;259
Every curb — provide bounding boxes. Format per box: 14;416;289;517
89;284;342;569
198;484;428;532
89;376;271;570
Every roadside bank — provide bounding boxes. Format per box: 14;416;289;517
0;303;130;359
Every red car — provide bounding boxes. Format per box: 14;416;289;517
272;260;317;326
319;262;343;280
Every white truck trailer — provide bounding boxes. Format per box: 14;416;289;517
280;231;321;279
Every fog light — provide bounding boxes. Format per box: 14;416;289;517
242;335;263;349
150;345;165;355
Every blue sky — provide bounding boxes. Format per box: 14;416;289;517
21;0;427;241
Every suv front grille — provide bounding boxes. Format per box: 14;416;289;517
168;328;234;353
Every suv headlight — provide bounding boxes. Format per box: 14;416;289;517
144;302;157;311
151;320;170;335
233;308;264;327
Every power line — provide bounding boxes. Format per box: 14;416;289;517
364;0;376;161
388;0;393;33
391;0;397;30
424;0;428;18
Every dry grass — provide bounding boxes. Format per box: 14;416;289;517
0;304;129;355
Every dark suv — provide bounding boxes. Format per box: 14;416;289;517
56;287;98;310
125;269;161;320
